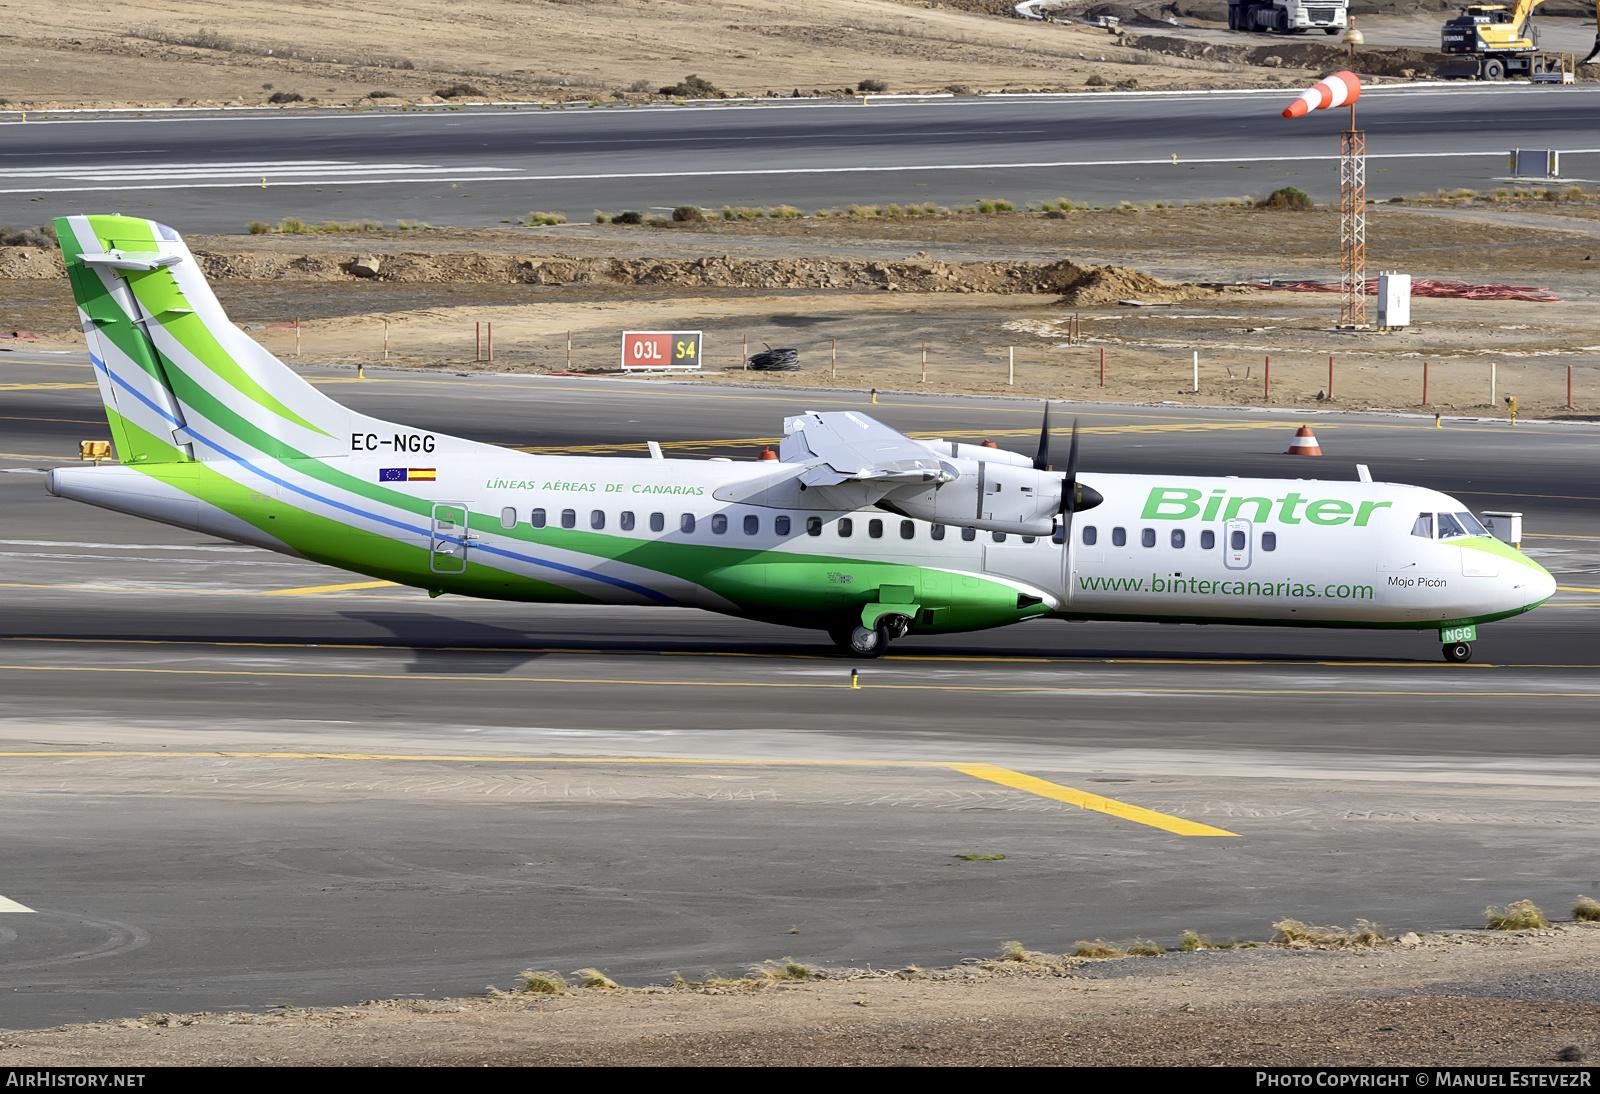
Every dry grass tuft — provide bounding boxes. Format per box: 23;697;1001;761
1177;930;1213;952
759;959;813;981
1485;900;1548;931
572;968;619;989
1572;896;1600;922
1126;938;1166;957
1272;918;1387;948
519;969;566;994
1072;939;1124;959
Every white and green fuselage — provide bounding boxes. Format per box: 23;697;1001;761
44;215;1555;652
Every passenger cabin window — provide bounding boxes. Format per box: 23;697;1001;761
900;520;915;540
1141;528;1156;548
744;514;759;535
1436;512;1470;540
561;509;577;529
620;511;636;531
807;517;822;537
837;518;853;537
680;513;696;534
531;508;547;529
591;510;605;530
1200;529;1214;550
1411;513;1434;539
931;524;946;541
1171;529;1185;549
868;519;883;539
1230;529;1246;551
961;527;977;542
1021;535;1035;544
992;531;1007;543
649;512;664;532
1052;523;1065;545
500;507;517;530
775;515;791;536
1261;531;1277;551
1112;527;1127;547
711;514;728;534
1082;526;1097;546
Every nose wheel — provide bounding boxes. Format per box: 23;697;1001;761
830;614;910;659
1443;641;1473;663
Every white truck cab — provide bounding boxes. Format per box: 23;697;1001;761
1229;0;1349;34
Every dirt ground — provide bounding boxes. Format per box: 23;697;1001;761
4;0;1573;111
5;925;1600;1065
5;201;1598;421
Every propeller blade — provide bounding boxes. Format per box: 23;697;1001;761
1064;416;1080;488
1033;401;1052;471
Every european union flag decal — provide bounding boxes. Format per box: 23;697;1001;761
379;468;408;482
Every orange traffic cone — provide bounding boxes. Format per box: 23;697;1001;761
1285;425;1322;456
759;446;778;461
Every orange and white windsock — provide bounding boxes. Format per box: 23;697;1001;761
1281;71;1360;119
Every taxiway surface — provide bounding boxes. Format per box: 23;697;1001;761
2;353;1599;1025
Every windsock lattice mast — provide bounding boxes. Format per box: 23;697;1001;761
1284;72;1366;328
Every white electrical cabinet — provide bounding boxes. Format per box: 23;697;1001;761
1378;272;1410;329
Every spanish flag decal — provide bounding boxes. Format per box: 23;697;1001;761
378;468;437;482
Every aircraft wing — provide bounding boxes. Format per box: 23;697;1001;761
779;411;953;487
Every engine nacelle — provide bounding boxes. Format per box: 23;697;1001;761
881;458;1064;536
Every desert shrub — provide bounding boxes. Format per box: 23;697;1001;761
366;90;396;99
1086;74;1108;86
628;78;653;93
768;205;802;219
594;210;609;223
659;74;721;97
761;959;812;980
1116;77;1139;89
246;221;270;235
611;210;643;225
732;206;761;220
1258;186;1313;210
1572;896;1600;922
671;205;703;223
524;212;566;226
435;84;484;99
1485;900;1548;930
1177;930;1212;952
1;225;56;247
267;91;303;104
857;78;888;93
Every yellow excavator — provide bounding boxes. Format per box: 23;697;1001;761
1441;0;1600;77
1441;0;1543;79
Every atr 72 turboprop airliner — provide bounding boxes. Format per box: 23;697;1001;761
44;216;1555;662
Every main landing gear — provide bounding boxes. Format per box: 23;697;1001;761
830;615;912;659
1443;641;1473;663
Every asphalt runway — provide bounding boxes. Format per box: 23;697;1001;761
3;351;1600;1025
4;84;1598;233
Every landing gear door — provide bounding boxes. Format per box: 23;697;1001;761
1224;518;1252;570
430;502;471;574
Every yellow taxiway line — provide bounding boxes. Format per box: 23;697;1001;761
0;749;1237;837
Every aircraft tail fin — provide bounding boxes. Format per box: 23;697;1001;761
54;215;350;466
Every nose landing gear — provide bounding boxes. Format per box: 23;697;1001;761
1443;641;1473;663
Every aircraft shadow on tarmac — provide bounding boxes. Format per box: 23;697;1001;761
332;611;1445;669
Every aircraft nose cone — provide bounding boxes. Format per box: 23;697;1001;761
1529;567;1558;605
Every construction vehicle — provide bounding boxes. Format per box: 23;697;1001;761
1229;0;1348;34
1440;0;1546;79
1585;0;1600;65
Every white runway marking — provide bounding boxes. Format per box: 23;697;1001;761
0;895;36;913
0;159;514;191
